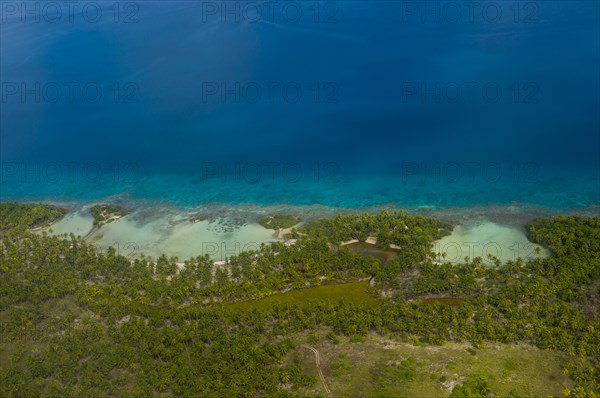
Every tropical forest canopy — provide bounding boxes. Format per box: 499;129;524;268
0;203;598;397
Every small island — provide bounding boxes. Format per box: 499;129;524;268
257;214;301;230
189;213;205;224
90;204;127;227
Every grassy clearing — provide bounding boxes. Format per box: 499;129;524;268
292;332;572;397
0;297;86;370
223;281;379;311
344;242;400;263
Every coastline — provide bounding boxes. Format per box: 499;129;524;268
32;197;599;263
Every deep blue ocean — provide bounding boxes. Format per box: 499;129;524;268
1;1;599;209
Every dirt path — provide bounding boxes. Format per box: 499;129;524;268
301;345;333;398
83;226;99;240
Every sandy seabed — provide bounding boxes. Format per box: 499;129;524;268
433;217;548;265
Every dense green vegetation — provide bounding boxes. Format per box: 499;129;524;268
300;210;452;246
258;215;302;230
0;202;65;231
0;203;598;397
90;204;127;227
449;375;491;398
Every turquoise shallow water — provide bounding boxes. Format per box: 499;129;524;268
1;167;598;210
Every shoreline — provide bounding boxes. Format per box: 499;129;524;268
30;198;598;263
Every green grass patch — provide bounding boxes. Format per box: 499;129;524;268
345;242;400;263
331;353;353;378
298;334;573;398
503;358;520;372
223;281;378;311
